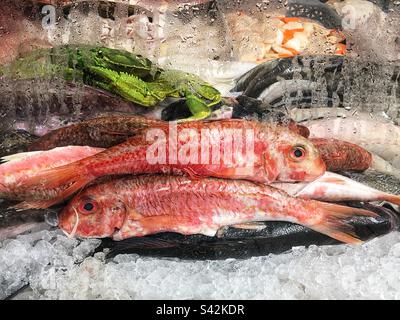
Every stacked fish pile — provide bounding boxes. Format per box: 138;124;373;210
1;0;400;260
0;109;397;243
1;43;400;258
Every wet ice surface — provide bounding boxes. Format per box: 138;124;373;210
2;230;400;300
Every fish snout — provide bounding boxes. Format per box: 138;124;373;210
308;156;327;181
286;154;326;182
57;208;77;237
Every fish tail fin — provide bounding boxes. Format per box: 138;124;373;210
16;162;92;209
1;151;42;163
12;175;89;211
370;154;400;180
23;162;85;190
380;194;400;207
310;202;378;244
0;182;7;194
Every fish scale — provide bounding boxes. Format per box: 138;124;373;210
58;175;378;244
28;115;164;151
14;119;326;209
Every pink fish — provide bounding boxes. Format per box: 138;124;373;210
15;119;326;209
58;175;377;244
0;146;104;201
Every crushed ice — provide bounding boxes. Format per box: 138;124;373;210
2;230;400;299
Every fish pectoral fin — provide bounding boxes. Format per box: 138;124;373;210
126;208;143;221
231;222;267;231
113;214;203;240
20;161;89;198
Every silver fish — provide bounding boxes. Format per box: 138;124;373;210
345;170;400;197
274;171;400;206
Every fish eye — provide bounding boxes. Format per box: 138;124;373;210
78;200;98;215
84;203;94;211
289;146;307;161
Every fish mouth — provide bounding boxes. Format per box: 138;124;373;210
61;208;80;239
303;159;326;181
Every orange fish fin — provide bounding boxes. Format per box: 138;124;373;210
22;162;84;190
126;208;143;221
19;163;92;208
381;194;400;206
114;215;213;240
215;167;239;178
310;202;378;244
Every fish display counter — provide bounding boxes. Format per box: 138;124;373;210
1;0;400;300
